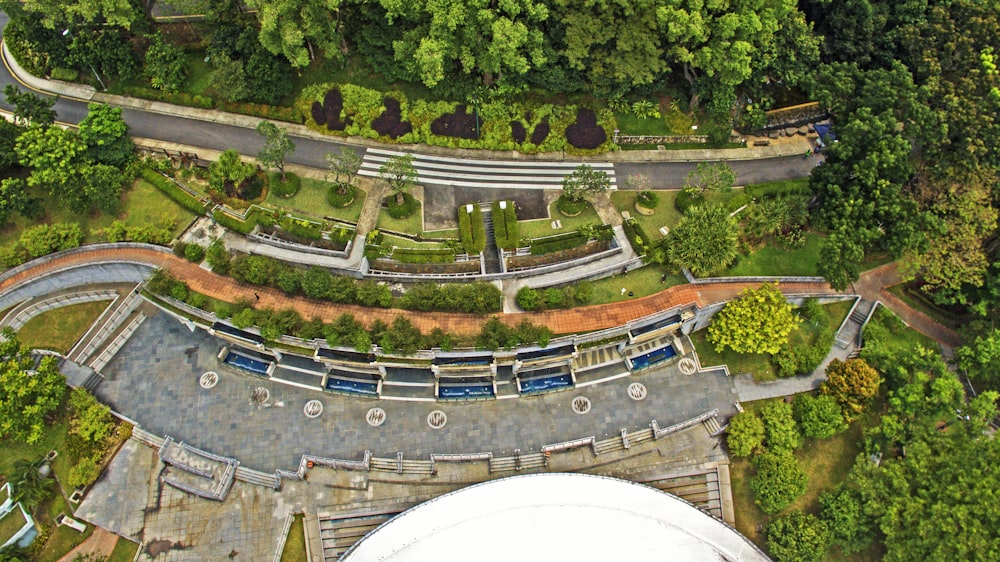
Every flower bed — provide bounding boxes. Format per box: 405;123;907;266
298;83;615;154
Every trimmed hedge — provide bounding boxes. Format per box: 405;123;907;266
215;100;303;124
213;209;259;234
124;86;213;109
391;247;456;264
530;232;589;255
400;282;502;314
458;205;486;254
140;168;209;214
622;218;651;256
50;67;79;81
745;179;812;200
491;201;519;250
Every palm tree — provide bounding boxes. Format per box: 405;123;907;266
11;458;52;510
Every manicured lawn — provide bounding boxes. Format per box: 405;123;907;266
614;111;673;136
0;177;195;249
0;508;28;544
108;539;141;562
180;51;214;97
266;175;367;224
280;514;307;562
518;200;602;239
725;232;826;277
691;300;852;381
377;199;424;234
863;305;940;353
36;491;93;562
585;264;687;305
0;412;71;488
16;300;111;354
610;190;683;241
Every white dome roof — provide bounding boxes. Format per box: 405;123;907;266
341;472;771;562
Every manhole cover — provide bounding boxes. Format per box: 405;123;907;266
627;383;647;401
571;396;592;414
678;357;697;375
303;400;323;418
199;371;218;389
251;387;269;404
427;410;447;429
366;408;386;427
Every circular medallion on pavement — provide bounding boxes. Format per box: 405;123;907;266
251;387;269;404
627;383;647;401
571;396;592;415
678;357;697;375
199;371;218;389
304;400;323;418
366;408;387;427
427;410;447;429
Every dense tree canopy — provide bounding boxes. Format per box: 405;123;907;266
0;329;67;444
707;283;798;355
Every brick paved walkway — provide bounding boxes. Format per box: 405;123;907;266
0;246;840;336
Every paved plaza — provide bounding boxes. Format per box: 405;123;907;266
97;309;739;473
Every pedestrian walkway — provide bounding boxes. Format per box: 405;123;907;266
359;148;617;189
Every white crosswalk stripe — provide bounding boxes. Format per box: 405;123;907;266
359;148;617;190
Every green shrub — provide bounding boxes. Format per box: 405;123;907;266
184;243;206;262
774;329;834;378
516;287;540;310
392;247;456;263
491;200;520;250
123;86;214;109
140;168;209;214
206;239;231;274
18;222;84;259
530;232;589;255
213;209;259;234
675;188;705;214
745;179;812;200
327;183;356;207
68;457;101;488
400;282;501;314
621;218;651;256
557;195;587;216
637;190;659;209
387;192;417;219
280;216;323;240
726;192;752;212
270;172;301;197
50;67;79;81
458;205;486;254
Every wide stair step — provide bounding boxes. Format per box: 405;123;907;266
319;512;401;561
702;415;724;436
234;466;279;488
81;371;104;392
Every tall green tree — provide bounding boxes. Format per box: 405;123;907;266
820;359;881;422
327;149;363;187
255;121;295;181
751;449;807;514
78;103;134;167
18;0;139;30
726;410;765;457
767;511;832;562
655;203;739;276
707;283;799;355
144;32;186;92
685;162;735;194
0;329;67;445
3;85;56;127
247;0;348;68
561;164;610;202
379;153;418;205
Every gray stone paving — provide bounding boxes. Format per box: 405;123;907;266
97;310;739;473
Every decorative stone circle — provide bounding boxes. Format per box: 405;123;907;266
571;396;592;415
427;410;448;429
303;400;323;418
366;407;387;427
678;357;698;375
199;371;218;389
627;382;648;401
251;387;269;404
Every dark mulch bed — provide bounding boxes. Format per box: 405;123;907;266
372;97;413;139
312;88;350;131
565;108;606;149
507;240;612;270
531;119;550;145
431;105;480;139
372;259;480;275
510;121;527;144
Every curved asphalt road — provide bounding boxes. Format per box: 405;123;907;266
0;11;816;188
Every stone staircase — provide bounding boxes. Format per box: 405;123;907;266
637;467;724;520
573;344;625;372
480;203;502;274
702;415;724;437
835;299;875;349
318;507;407;561
234;466;279;489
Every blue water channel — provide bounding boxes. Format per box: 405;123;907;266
519;374;573;394
439;384;495;399
325;377;379;396
630;345;677;370
224;352;271;376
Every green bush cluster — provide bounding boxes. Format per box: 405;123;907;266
745;180;812;200
621;218;651;256
491;201;520;250
637;190;659;209
140;168;209;214
100;219;174;245
269;172;301;197
50;67;79;81
173;242;206;262
213;208;260;234
0;222;84;267
774;329;834;377
391;247;456;264
280;216;323;240
476;317;552;350
458;205;486;254
299;83;616;155
387;192;418;219
400;282;502;314
675;188;704;214
556;195;588;216
124;86;214;109
530;231;589;255
327;183;356;207
515;283;594;311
